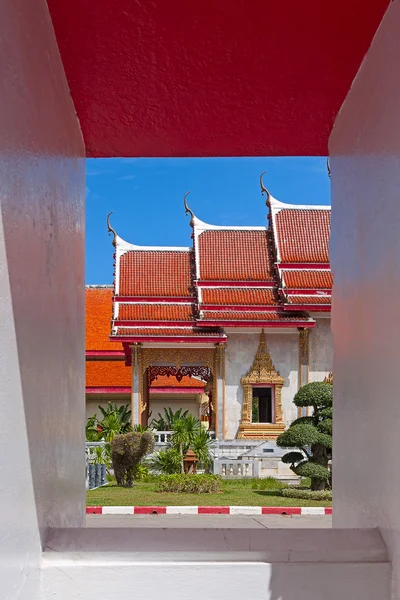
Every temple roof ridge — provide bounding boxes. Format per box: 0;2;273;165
259;172;330;213
269;195;331;213
115;234;191;255
193;215;267;232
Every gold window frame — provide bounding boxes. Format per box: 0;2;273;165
238;330;286;439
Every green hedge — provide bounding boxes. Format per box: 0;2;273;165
281;487;332;501
156;474;222;494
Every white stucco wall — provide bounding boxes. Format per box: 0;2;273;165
224;332;298;439
309;318;333;382
329;2;398;597
86;395;131;420
149;394;201;422
0;2;85;597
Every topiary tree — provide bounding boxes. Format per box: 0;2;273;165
111;431;155;487
277;381;332;491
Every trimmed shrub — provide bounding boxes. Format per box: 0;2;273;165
111;431;155;487
156;474;222;494
281;487;332;501
277;381;333;491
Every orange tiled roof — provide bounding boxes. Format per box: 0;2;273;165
201;287;278;306
197;230;274;281
118;303;193;321
86;360;131;387
119;250;192;296
282;270;333;290
86;287;118;351
287;295;331;305
115;327;225;337
151;375;205;388
200;310;309;322
275;210;330;263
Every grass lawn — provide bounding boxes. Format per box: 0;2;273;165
87;480;332;507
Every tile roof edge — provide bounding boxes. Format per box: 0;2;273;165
270;196;331;213
192;215;267;232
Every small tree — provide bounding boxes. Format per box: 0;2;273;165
277;382;332;491
151;414;213;475
111;431;155;487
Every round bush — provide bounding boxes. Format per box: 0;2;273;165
294;382;332;409
294;461;330;480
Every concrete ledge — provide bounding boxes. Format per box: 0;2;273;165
44;527;387;564
41;528;390;600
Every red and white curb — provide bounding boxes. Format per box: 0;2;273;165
87;506;332;515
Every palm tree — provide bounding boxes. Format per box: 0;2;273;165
98;413;124;442
98;402;132;433
170;415;201;473
170;418;188;473
150;407;189;431
191;428;213;471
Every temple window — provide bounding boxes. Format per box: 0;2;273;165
238;330;285;439
251;386;273;423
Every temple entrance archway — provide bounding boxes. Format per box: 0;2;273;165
130;345;226;438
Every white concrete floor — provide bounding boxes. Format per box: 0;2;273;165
86;514;332;528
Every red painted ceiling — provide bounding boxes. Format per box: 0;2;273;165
47;0;388;157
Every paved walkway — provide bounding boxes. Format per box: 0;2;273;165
86;514;332;528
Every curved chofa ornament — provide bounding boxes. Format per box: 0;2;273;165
107;211;117;247
260;171;271;207
326;158;331;180
183;191;195;227
259;171;271;207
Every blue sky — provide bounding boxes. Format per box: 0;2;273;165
86;157;330;284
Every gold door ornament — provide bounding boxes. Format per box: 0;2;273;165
238;329;286;439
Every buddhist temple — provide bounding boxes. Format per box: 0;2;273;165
86;175;332;442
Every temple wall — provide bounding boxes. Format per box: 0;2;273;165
86;394;131;420
0;0;85;597
309;318;333;382
149;394;202;423
329;2;400;597
224;332;298;439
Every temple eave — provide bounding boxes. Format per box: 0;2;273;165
196;320;316;328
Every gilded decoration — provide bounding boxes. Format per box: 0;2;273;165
142;347;214;370
324;372;333;385
238;330;285;439
138;347;219;431
298;328;309;363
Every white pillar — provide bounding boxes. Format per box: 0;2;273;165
215;344;226;439
130;344;142;426
0;0;85;597
329;2;399;596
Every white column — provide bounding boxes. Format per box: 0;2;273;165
329;1;399;595
130;344;142;426
298;329;309;416
215;344;226;439
0;0;85;596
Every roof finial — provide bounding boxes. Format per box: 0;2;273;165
184;191;195;227
326;158;331;180
107;212;117;247
260;171;271;206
